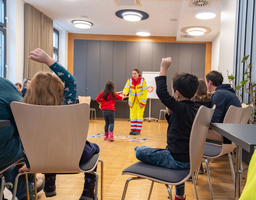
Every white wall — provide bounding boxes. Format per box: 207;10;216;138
218;0;237;83
211;33;220;71
53;22;68;69
6;0;24;84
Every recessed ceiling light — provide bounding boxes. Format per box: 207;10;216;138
115;9;149;22
187;28;205;36
196;9;216;19
136;32;150;36
71;20;93;29
122;12;142;22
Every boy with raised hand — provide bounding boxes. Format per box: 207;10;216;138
136;57;199;200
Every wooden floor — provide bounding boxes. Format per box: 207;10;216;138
5;119;248;200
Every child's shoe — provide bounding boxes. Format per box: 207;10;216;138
79;173;96;200
104;132;108;140
43;175;56;197
108;132;114;141
174;195;186;200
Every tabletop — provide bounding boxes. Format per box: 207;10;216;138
210;123;256;153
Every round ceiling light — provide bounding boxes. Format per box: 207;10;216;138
187;28;205;36
123;12;142;22
181;26;211;37
196;9;216;19
136;32;150;36
72;20;93;29
116;9;149;22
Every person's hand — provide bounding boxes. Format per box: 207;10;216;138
159;57;172;76
166;107;172;115
28;48;56;67
18;164;30;173
139;104;144;108
161;57;172;69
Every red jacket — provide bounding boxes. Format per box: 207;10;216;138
96;91;122;111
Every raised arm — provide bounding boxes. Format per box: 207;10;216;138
29;48;77;105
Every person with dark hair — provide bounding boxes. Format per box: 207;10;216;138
15;82;22;95
135;57;199;200
122;68;148;135
96;80;124;141
192;78;211;108
205;70;241;143
21;78;31;97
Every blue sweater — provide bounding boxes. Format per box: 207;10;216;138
0;62;76;167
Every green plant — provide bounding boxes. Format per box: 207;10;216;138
228;55;256;124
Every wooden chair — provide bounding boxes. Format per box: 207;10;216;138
202;104;253;200
78;96;97;122
10;102;103;200
121;105;215;200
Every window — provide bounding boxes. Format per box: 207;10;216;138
0;0;6;77
53;28;59;62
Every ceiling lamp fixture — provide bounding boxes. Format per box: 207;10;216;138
123;12;142;22
72;20;93;29
196;9;216;19
136;32;150;36
187;28;205;36
116;9;149;22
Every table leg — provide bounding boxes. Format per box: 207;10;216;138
235;146;242;199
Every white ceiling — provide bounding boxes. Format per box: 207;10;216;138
24;0;223;42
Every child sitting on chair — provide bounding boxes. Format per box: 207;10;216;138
19;48;99;200
135;57;199;200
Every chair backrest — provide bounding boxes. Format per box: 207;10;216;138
189;105;215;176
78;96;91;105
223;104;252;124
11;102;90;173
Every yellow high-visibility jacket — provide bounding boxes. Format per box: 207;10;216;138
123;77;148;108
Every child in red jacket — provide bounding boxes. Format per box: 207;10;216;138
96;80;124;141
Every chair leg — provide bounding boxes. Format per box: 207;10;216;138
147;181;154;200
192;173;199;200
194;166;200;185
0;176;5;200
94;110;96;122
34;173;37;200
99;160;103;200
228;153;235;185
205;159;214;200
94;172;99;200
25;174;29;200
121;177;141;200
165;184;173;200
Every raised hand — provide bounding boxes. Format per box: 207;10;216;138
159;57;172;76
28;48;56;67
161;57;172;69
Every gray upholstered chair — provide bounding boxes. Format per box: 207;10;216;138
121;105;215;200
202;104;253;200
11;102;103;200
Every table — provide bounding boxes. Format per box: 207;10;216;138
0;120;10;128
210;123;256;200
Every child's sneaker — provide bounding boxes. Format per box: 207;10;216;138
108;132;114;141
104;132;108;140
79;173;96;200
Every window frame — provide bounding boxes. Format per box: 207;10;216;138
0;0;6;27
53;28;59;62
0;0;6;77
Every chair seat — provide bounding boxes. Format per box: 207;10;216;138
122;161;190;184
79;154;99;171
203;142;222;157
